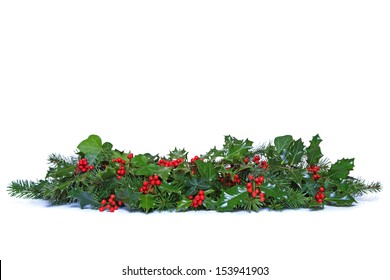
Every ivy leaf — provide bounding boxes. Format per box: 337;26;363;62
326;192;356;206
102;142;113;150
70;189;100;209
131;154;148;167
195;160;217;181
176;198;192;211
217;185;247;212
274;135;293;155
186;178;210;196
223;136;253;162
169;148;188;160
306;134;323;165
97;166;116;180
156;166;171;182
77;135;103;163
159;183;181;194
139;194;155;213
327;158;354;181
116;189;140;209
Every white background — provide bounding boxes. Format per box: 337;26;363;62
1;1;389;279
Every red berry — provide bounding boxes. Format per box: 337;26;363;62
319;187;325;192
199;190;204;195
244;157;249;164
246;182;253;188
99;206;105;212
317;198;323;203
148;176;153;181
101;199;107;205
109;207;115;212
118;201;123;206
188;195;193;200
248;175;254;181
110;194;115;199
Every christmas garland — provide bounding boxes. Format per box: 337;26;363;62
7;134;381;213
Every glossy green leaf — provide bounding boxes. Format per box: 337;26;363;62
77;135;103;163
274;135;293;154
70;189;100;209
116;189;140;209
132;154;148;167
139;194;155;213
97;166;116;180
195;160;217;181
287;138;304;165
156;166;171;182
306;134;323;164
326;192;356;206
261;183;286;200
176;198;192;211
186;178;210;196
217;185;247;212
328;158;354;181
203;197;217;210
159;183;181;194
168;147;188;160
223;136;253;162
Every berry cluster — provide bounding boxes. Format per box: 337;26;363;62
259;160;269;169
308;165;321;181
190;155;201;163
189;190;205;208
140;175;161;194
127;153;134;160
218;173;241;187
113;157;126;180
244;156;268;169
246;175;265;201
99;194;123;212
75;158;94;173
233;174;240;184
315;187;326;203
158;158;184;167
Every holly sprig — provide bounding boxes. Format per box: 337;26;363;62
7;134;382;213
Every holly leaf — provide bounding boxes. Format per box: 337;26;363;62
326;192;356;206
306;134;323;165
285;138;304;165
131;154;148;167
156;166;171;182
261;183;286;201
70;189;100;209
288;169;307;189
223;136;253;162
97;166;116;180
135;164;159;176
327;158;354;181
139;194;155;213
195;160;217;181
203;146;224;161
176;198;192;211
77;135;103;163
274;135;293;155
203;197;217;210
168;147;188;160
159;183;181;194
217;185;247;212
186;178;210;196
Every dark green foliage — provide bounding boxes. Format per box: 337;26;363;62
7;134;382;213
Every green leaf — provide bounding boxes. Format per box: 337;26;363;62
51;164;75;178
286;138;304;165
159;183;181;194
156;166;171;182
77;135;103;163
288;169;306;189
327;158;354;181
186;178;210;196
326;192;356;206
131;154;148;167
306;134;323;164
168;147;188;160
261;183;286;200
70;189;100;209
176;198;192;211
102;142;113;150
135;164;159;176
97;166;116;180
203;197;217;210
139;194;155;213
116;189;140;209
217;185;247;212
274;135;293;155
203;146;224;161
223;136;253;162
195;160;217;181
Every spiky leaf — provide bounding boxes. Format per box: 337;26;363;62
306;134;323;164
328;158;354;181
217;185;247;212
139;194;155;213
70;189;100;209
